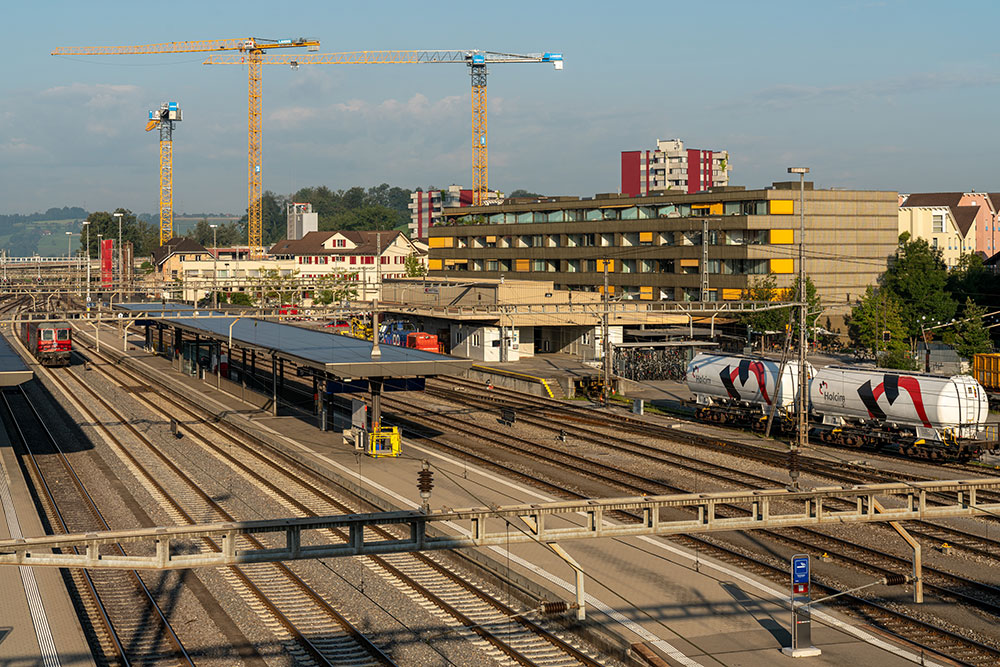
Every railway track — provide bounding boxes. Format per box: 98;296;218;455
71;325;609;666
0;385;193;666
27;346;395;666
374;386;1000;665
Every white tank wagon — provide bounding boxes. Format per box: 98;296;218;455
686;353;810;429
810;367;994;458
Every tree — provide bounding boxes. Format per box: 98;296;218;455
238;192;286;246
846;286;913;369
737;274;793;348
312;273;360;305
944;298;993;360
83;209;159;259
948;252;1000;313
228;292;254;307
509;189;542;198
405;253;427;277
881;233;956;338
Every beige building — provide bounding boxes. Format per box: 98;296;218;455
151;231;426;304
898;194;978;268
427;181;899;323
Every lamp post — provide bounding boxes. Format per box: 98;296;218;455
82;222;90;305
787;166;809;489
97;232;103;292
113;212;123;291
65;231;73;293
210;224;218;308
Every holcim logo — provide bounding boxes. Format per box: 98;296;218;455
818;380;845;406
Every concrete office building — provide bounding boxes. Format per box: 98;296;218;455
426;181;898;323
409;185;504;238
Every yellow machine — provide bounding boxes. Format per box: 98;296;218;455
364;425;401;458
53;37;320;253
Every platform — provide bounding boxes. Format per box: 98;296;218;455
0;332;33;386
0;411;96;666
113;303;472;378
72;320;945;667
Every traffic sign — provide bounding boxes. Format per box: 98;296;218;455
792;554;810;584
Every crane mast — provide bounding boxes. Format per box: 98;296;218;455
206;49;562;205
53;37;320;254
145;102;182;245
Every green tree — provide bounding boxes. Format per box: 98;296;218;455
737;274;793;348
509;189;541;198
228;292;254;307
944;298;993;360
238;192;287;246
312;273;360;305
83;209;159;259
882;233;957;337
404;253;427;277
846;286;913;368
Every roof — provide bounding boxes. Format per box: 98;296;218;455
899;192;964;209
0;334;32;386
153;237;210;266
269;230;407;256
899;193;979;237
113;303;471;379
952;206;979;237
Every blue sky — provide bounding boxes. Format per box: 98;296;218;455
3;0;999;215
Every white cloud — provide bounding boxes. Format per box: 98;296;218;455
41;83;142;109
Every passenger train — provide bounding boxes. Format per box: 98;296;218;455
22;321;73;367
687;353;996;460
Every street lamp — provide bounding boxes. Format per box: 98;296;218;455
210;224;218;308
787;166;809;489
82;221;90;306
65;231;73;293
113;212;123;291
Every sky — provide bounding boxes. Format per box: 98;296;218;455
3;0;999;215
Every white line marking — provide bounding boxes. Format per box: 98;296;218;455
0;456;62;667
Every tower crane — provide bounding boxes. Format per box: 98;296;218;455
52;37;320;254
204;50;563;205
145;102;182;245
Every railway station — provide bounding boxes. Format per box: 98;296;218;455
114;302;473;452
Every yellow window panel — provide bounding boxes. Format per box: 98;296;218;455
771;258;794;274
710;203;723;215
599;285;616;294
722;288;743;300
444;259;455;266
515;259;530;272
770;229;794;244
639;232;653;242
770;200;794;215
596;259;615;272
679;259;699;267
428;236;454;248
485;235;497;243
427;259;442;271
640;286;653;301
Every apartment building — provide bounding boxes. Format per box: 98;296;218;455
621;138;730;196
426;182;898;320
151;231;425;303
408;185;504;238
898;193;980;267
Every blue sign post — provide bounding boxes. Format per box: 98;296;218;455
783;554;822;657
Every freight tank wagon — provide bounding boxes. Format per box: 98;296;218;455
810;366;991;457
686;353;810;428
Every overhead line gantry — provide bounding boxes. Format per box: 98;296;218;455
204;49;563;205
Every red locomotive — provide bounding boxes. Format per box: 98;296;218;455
22;321;72;366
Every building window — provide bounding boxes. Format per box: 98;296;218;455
932;237;938;248
487;260;498;271
932;215;944;233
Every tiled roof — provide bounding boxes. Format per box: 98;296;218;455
952;206;979;237
899;192;963;209
153;237;209;266
269;230;406;256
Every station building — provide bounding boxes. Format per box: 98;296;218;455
424;181;899;323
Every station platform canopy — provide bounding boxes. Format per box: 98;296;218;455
0;334;33;386
114;303;472;379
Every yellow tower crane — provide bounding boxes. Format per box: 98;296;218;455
52;37;320;254
204;50;563;205
145;102;182;245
